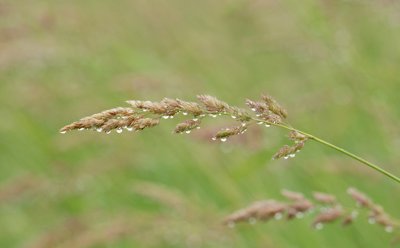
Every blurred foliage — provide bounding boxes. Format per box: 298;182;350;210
1;0;400;247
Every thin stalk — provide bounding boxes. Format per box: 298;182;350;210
255;119;400;184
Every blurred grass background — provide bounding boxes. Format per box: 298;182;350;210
1;0;400;247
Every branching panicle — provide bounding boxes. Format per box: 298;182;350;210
60;93;400;184
224;188;399;233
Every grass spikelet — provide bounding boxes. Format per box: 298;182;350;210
313;192;337;205
174;120;201;134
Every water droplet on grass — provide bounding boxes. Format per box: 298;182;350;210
116;128;123;133
368;218;376;224
296;212;304;219
96;128;103;132
274;213;283;220
185;130;191;134
60;131;66;134
182;112;188;116
385;226;393;233
126;127;133;132
220;138;227;142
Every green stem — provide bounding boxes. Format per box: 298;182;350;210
255;119;400;184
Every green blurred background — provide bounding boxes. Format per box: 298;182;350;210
1;0;400;247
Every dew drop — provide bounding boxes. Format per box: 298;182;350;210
385;226;393;233
185;130;191;134
296;212;304;219
60;131;67;134
289;154;296;158
241;123;247;127
162;116;169;119
220;138;227;142
249;217;257;225
196;126;201;129
193;118;199;121
251;108;256;112
78;128;85;131
274;213;283;220
368;218;376;224
116;128;123;134
284;156;289;160
257;122;263;125
96;128;103;133
315;223;324;230
126;127;133;132
209;114;217;118
212;137;217;141
106;131;111;134
182;112;188;116
231;116;237;119
265;124;271;128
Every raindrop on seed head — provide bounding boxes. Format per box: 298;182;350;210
385;226;393;233
116;128;123;134
274;213;283;220
315;223;324;230
96;128;103;133
220;138;227;142
60;131;67;134
185;130;191;134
